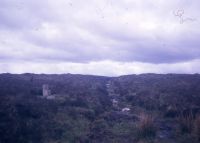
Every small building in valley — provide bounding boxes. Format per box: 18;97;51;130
122;107;130;113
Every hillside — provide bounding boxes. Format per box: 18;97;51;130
0;73;200;143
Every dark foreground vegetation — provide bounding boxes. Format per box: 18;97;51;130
0;73;200;143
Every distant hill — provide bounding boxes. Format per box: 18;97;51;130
0;73;110;96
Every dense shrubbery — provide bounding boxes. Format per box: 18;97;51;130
0;74;200;143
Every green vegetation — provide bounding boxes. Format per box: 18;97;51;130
136;113;156;140
193;116;200;141
0;73;200;143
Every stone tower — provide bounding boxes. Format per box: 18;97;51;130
43;84;51;96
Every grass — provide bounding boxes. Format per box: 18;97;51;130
193;115;200;141
136;113;156;140
177;111;200;142
178;111;194;134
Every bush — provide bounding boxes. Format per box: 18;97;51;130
193;115;200;141
136;113;156;139
178;111;194;134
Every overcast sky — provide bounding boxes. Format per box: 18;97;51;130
0;0;200;76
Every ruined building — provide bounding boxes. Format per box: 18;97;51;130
43;84;51;96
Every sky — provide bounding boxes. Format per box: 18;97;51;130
0;0;200;76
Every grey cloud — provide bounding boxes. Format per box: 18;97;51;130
0;0;200;66
0;0;56;30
